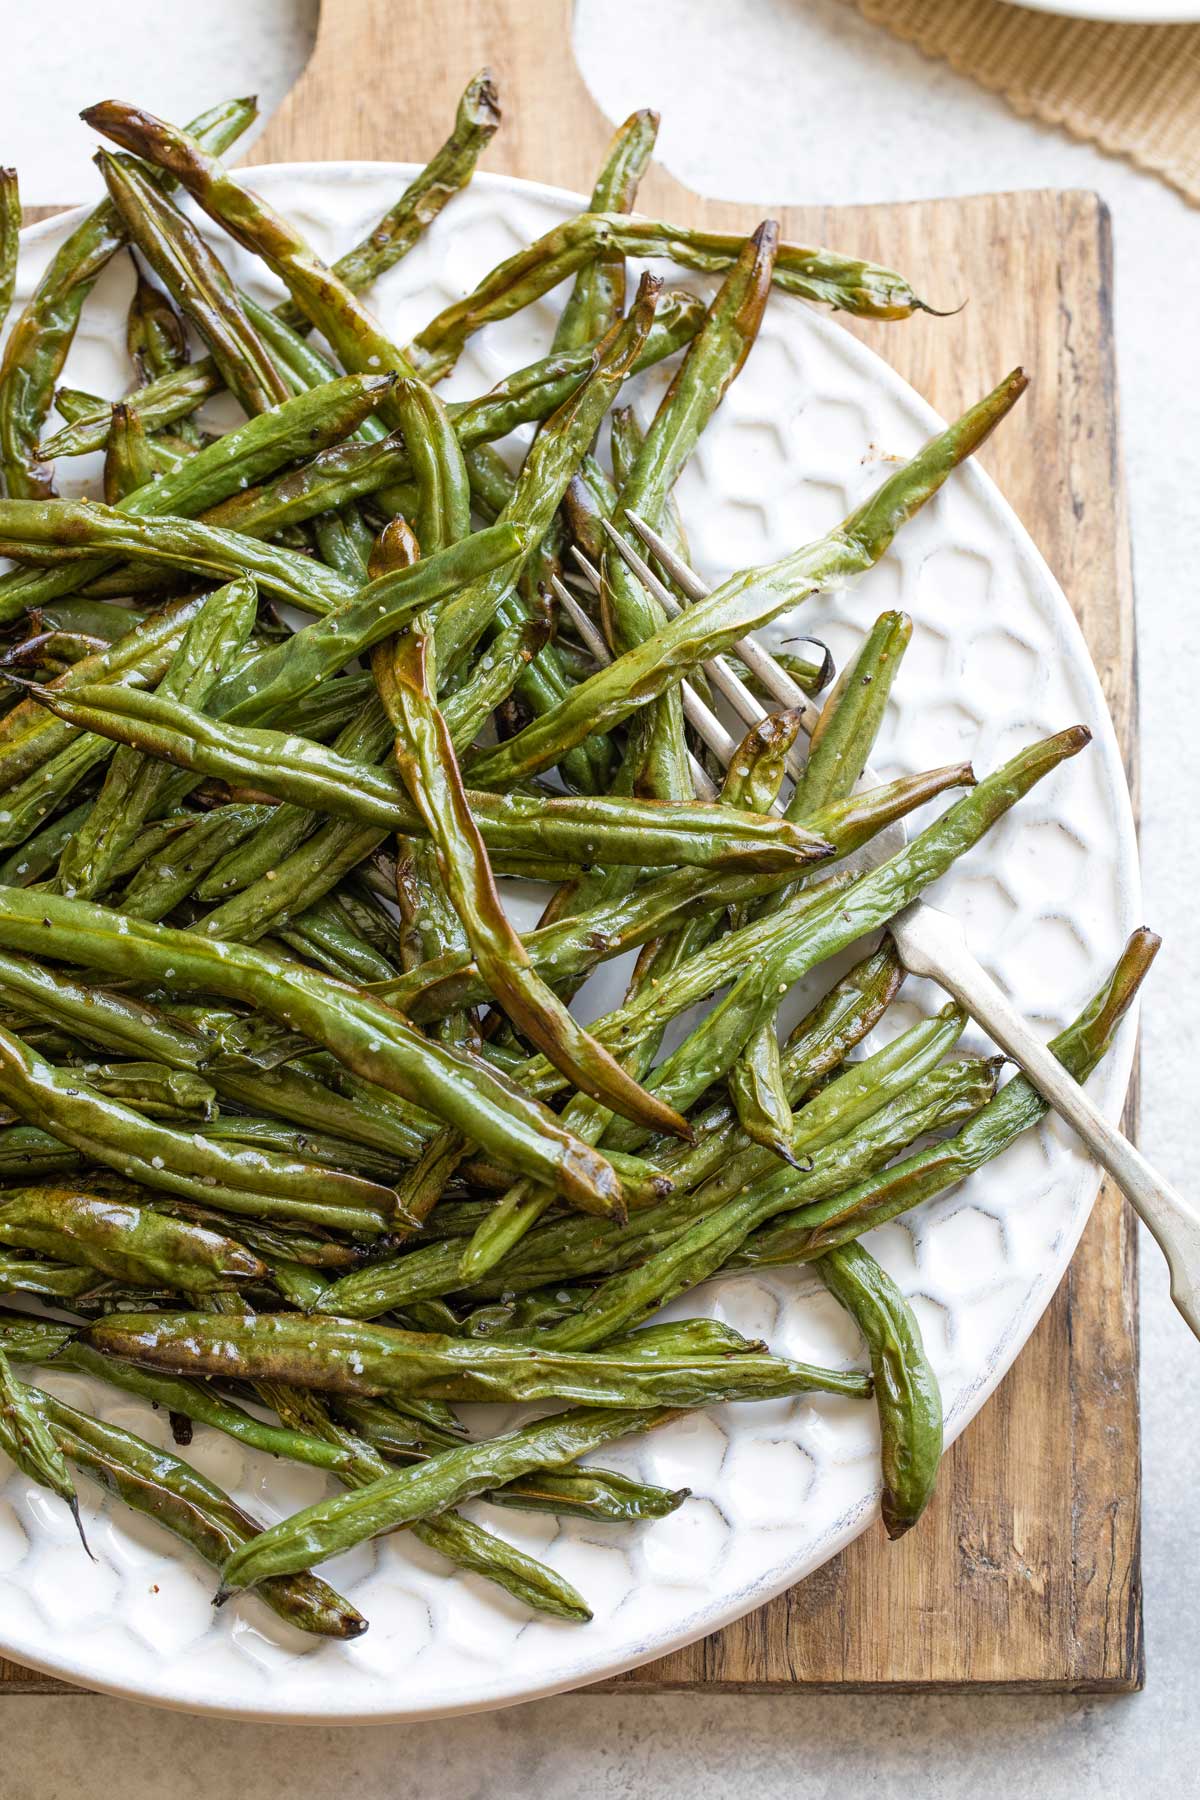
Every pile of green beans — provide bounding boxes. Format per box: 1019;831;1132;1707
0;77;1151;1642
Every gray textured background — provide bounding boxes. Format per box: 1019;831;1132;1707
3;0;1198;1789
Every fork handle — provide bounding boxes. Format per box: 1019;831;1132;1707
892;901;1200;1341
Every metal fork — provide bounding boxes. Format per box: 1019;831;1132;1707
593;507;1200;1343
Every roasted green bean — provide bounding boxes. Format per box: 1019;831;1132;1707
819;1241;942;1538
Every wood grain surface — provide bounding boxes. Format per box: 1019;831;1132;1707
1;0;1140;1695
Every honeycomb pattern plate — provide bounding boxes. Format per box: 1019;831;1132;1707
0;164;1140;1719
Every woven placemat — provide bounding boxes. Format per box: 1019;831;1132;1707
851;0;1200;202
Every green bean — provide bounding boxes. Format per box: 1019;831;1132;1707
41;364;224;460
0;167;19;341
722;708;806;817
371;451;691;1152
323;1019;973;1321
0;949;208;1066
0;593;204;787
727;1022;794;1165
553;110;659;350
275;69;501;331
819;1241;942;1538
157;1204;367;1271
0;1184;265;1291
441;611;549;749
126;263;191;386
38;74;494;474
282;894;397;984
51;813;195;889
0;1123;84;1178
448;294;704;460
195;697;391;902
0;1019;400;1232
455;1178;553;1283
334;882;407;962
52;1062;215;1120
84;101;428;400
611;225;778;801
0;98;256;501
286;674;377;741
0;888;631;1214
537;1010;970;1344
206;1061;429;1166
456;1021;671;1279
31;599;144;644
0;499;357;612
56;575;257;899
623;936;904;1191
396;837;471;966
208;521;524;722
0;371;394;631
269;1258;331;1309
719;709;811;1156
453;694;789;1263
39;286;705;467
0;1250;101;1298
52;385;107;426
402;215;937;380
314;950;913;1317
416;1505;595;1620
67;800;198;886
202;432;413;541
120;803;270;920
86;1308;870;1411
0;798;94;884
0;1347;85;1545
61;1337;361;1471
210;1407;676;1595
22;678;831;873
793;612;911;816
0;724;120;849
331;1385;683;1537
329;1393;463;1451
101;401;156;502
98;151;290;414
0;626;111;677
489;1465;687;1523
596;727;1089;1145
200;819;390;944
188;1284;588;1622
469;371;1025;788
446;208;935;360
370;769;961;1022
730;612;912;1148
23;1380;366;1636
563;1057;999;1353
169;1007;310;1072
392;839;477;1055
430;275;663;696
371;862;788;1018
743;928;1159;1264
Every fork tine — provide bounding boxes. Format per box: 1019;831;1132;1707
599;518;686;620
622;508;828;721
569;545;604;593
623;508;709;602
548;572;609;666
601;520;810;782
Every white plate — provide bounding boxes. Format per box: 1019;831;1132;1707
1002;0;1200;20
0;164;1140;1720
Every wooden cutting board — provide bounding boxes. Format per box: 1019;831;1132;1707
2;0;1140;1696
